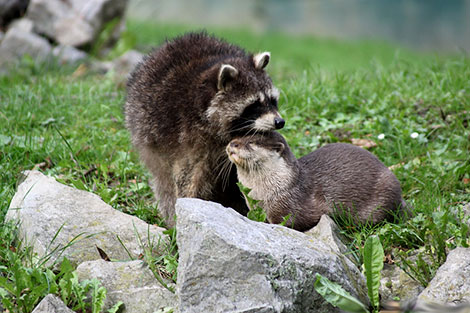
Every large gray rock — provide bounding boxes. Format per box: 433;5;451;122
175;198;368;313
379;263;424;303
7;17;34;32
76;259;177;313
27;0;128;47
7;170;167;268
0;26;51;71
418;247;470;304
32;294;74;313
304;215;351;259
52;45;88;64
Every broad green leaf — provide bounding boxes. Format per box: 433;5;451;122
363;235;384;310
314;273;368;313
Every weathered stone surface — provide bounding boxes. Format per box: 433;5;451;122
418;247;470;304
8;17;34;32
379;263;424;303
7;170;167;268
52;45;88;64
0;27;51;71
304;215;351;259
32;294;74;313
0;0;29;27
76;259;177;313
176;198;368;313
111;49;143;78
0;30;4;42
27;0;128;47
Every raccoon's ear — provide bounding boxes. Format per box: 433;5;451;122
217;64;239;91
253;52;270;70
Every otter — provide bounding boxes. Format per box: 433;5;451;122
125;32;284;227
226;131;407;231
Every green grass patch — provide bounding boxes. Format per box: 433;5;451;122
1;20;469;311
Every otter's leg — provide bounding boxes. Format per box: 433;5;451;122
139;145;177;227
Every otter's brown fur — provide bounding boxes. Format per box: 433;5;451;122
125;32;284;226
227;132;406;231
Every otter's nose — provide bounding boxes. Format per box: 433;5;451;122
274;117;285;129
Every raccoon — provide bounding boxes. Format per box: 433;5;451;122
125;32;284;227
227;132;407;231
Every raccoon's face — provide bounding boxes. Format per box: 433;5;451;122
205;52;285;138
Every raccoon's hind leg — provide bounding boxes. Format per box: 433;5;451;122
139;145;177;227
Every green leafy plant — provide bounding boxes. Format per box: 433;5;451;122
237;182;267;223
314;273;368;313
362;235;384;311
314;235;385;313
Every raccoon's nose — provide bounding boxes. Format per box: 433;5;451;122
274;117;285;129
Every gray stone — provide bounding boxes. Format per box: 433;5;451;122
27;0;128;47
175;198;368;313
379;263;424;303
111;49;143;77
0;27;51;71
7;170;167;268
8;17;34;32
418;247;470;304
52;45;88;64
76;259;177;313
32;294;74;313
304;215;352;260
0;30;4;42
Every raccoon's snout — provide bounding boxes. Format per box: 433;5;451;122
274;117;285;129
229;140;241;149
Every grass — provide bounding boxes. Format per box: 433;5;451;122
1;19;469;311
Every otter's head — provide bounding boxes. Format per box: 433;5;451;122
205;52;284;138
226;132;297;197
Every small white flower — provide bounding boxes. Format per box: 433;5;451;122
377;133;385;140
410;132;419;139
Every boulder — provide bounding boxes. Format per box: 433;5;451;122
76;259;177;313
7;170;167;268
379;263;424;303
304;215;352;261
31;294;74;313
111;49;143;78
52;45;88;64
0;26;51;71
175;198;368;313
26;0;128;47
418;247;470;304
7;17;34;32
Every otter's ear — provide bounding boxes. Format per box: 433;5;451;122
273;142;285;154
253;52;270;70
217;64;239;91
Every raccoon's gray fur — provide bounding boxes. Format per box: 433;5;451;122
227;131;407;232
125;32;284;226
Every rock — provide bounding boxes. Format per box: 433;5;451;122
76;259;177;313
54;16;95;47
111;49;143;78
8;17;34;32
0;27;51;71
7;170;167;268
175;198;368;313
304;215;352;260
418;247;470;304
462;203;470;220
0;30;4;42
379;263;424;303
27;0;128;47
31;294;74;313
0;0;29;27
52;45;88;64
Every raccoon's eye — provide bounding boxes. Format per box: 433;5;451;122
269;98;278;108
